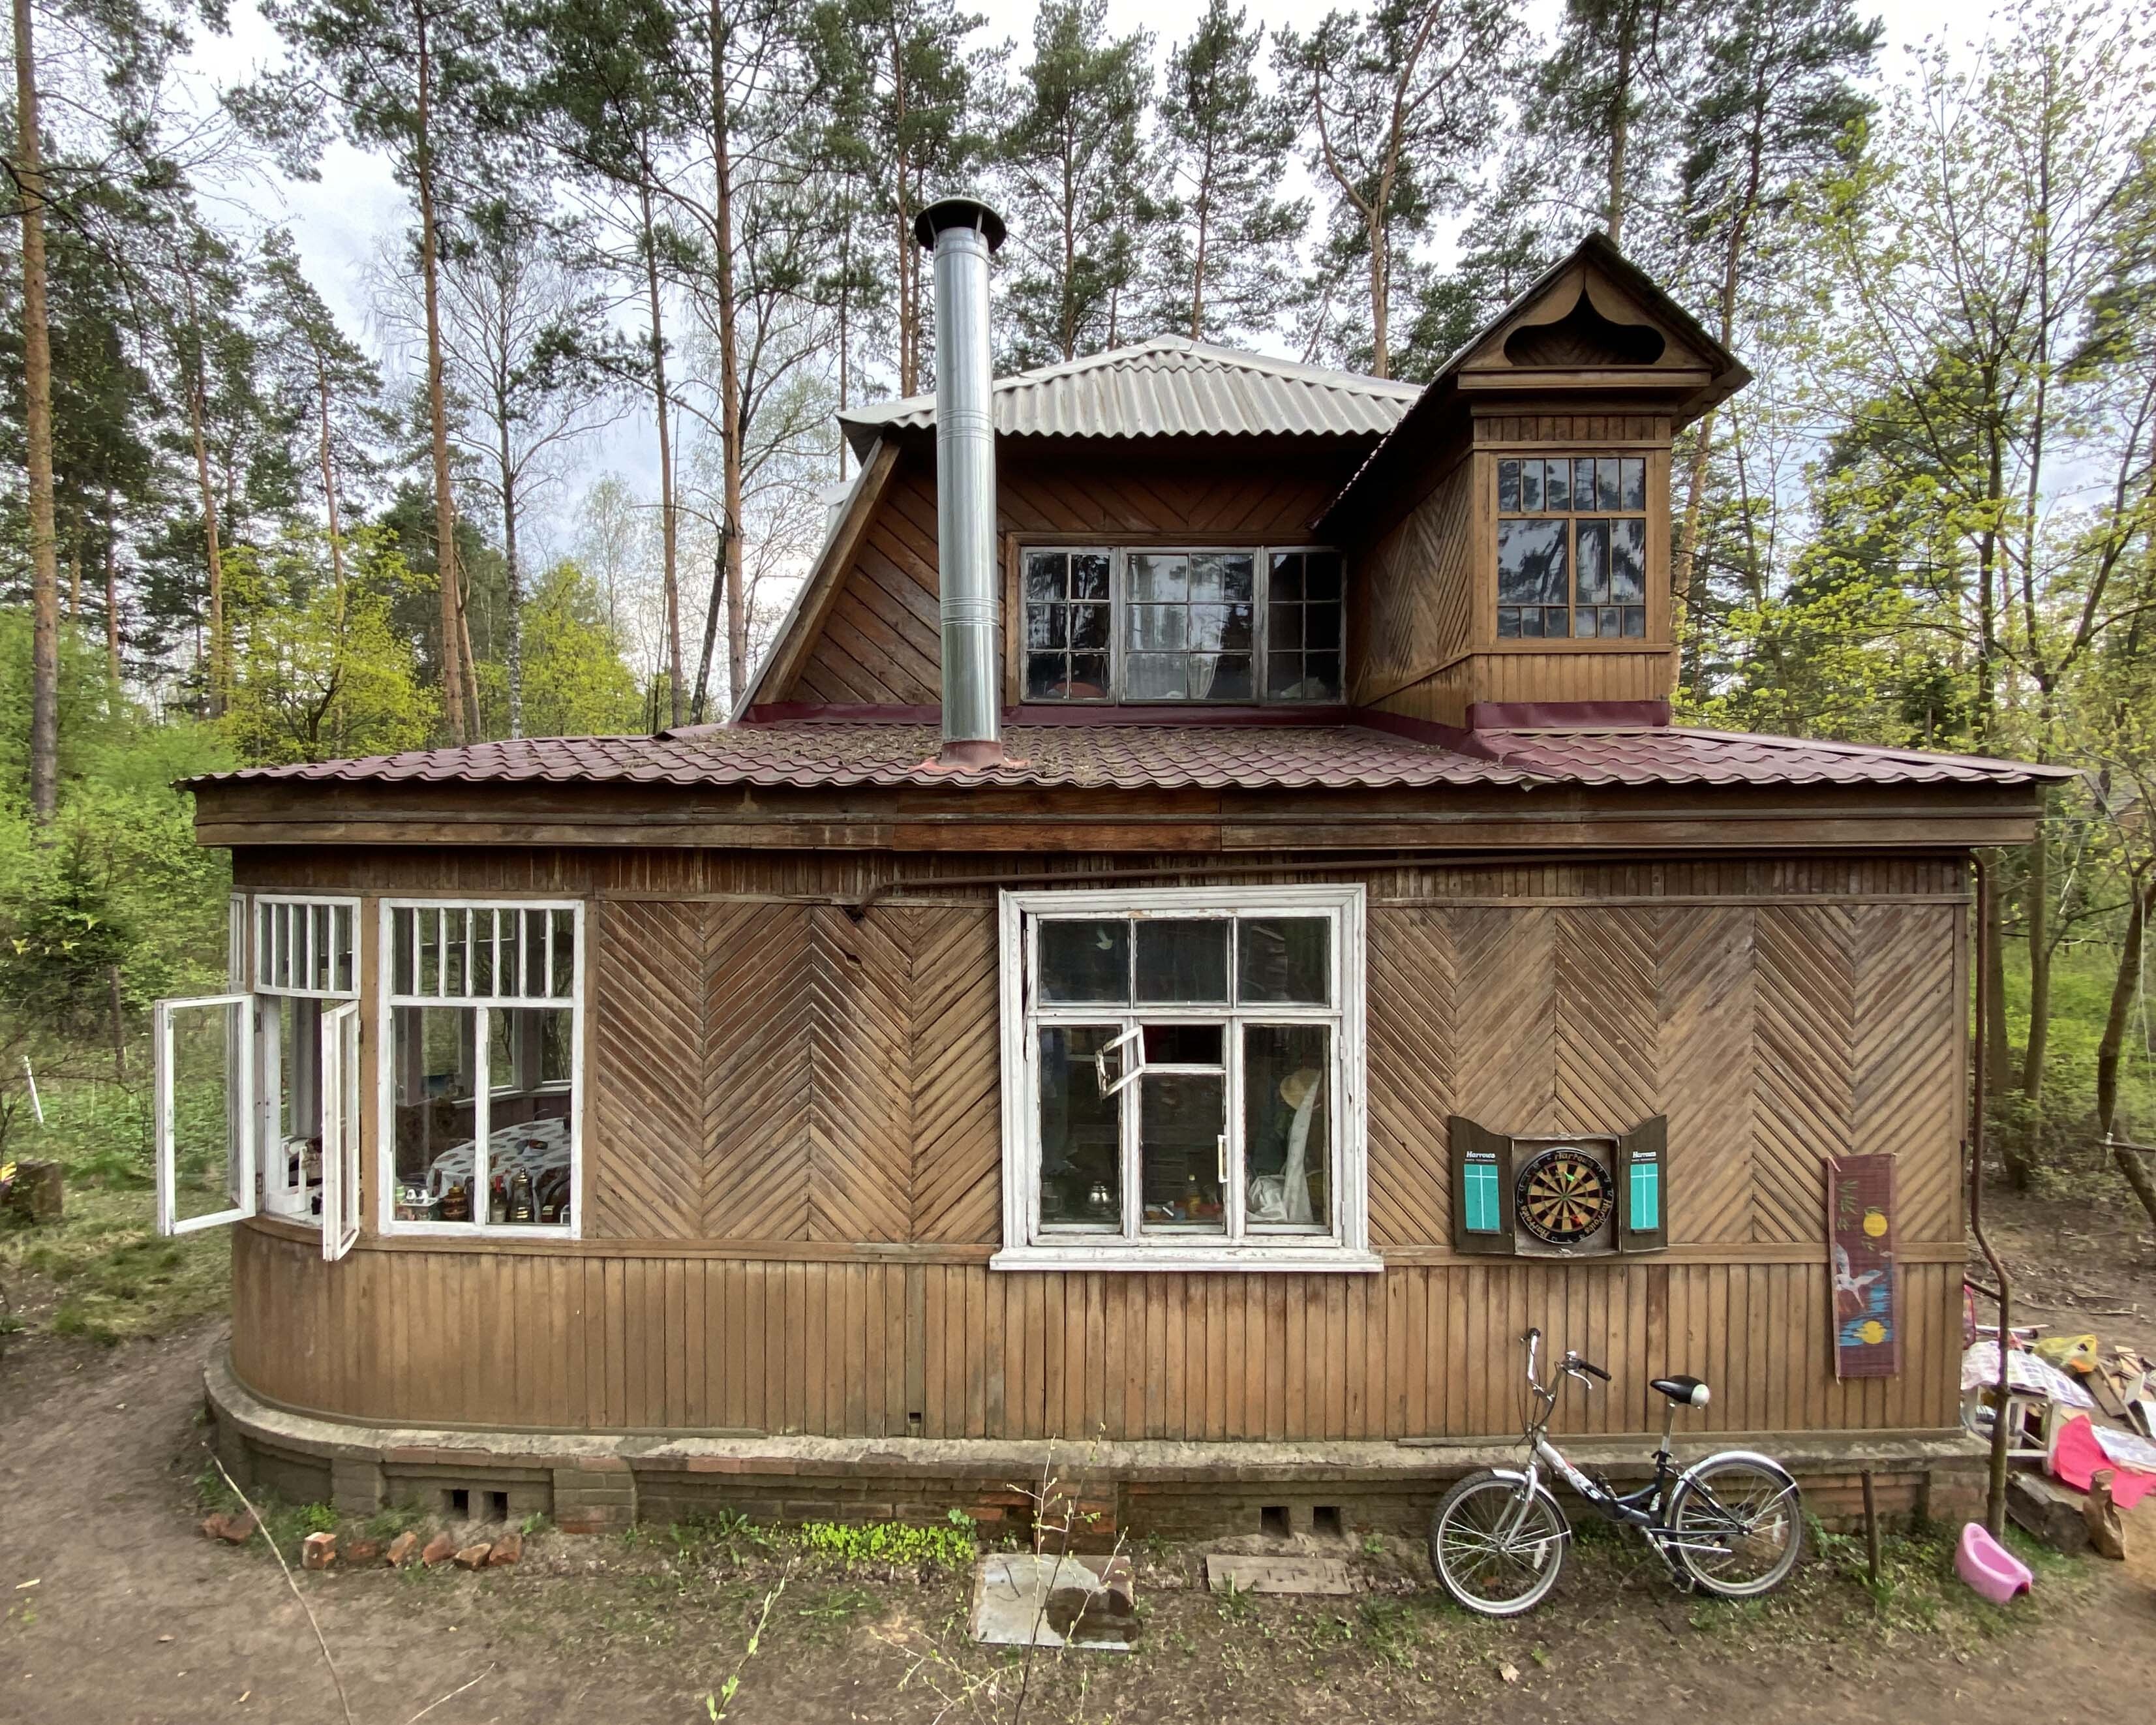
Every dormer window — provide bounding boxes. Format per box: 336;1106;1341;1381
1496;456;1648;639
1023;545;1344;704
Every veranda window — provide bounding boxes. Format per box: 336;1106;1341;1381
994;885;1373;1272
1495;455;1648;639
153;894;361;1262
382;901;583;1237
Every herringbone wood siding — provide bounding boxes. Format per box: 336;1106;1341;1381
232;855;1970;1445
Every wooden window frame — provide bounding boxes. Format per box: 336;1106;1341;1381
1493;453;1651;643
376;898;586;1241
1013;542;1348;707
994;883;1377;1273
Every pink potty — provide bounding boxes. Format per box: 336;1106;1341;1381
1955;1522;2031;1602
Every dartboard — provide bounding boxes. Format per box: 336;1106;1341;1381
1514;1146;1614;1245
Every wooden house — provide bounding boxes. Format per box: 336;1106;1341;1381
172;209;2063;1540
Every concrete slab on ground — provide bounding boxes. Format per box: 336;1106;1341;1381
1206;1555;1358;1596
969;1554;1137;1651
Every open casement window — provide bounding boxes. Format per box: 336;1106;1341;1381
320;1001;361;1260
1449;1114;1668;1258
995;884;1374;1272
153;995;255;1236
380;901;583;1238
251;896;362;1229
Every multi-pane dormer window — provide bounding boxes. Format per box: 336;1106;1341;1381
1022;545;1344;704
1496;455;1648;639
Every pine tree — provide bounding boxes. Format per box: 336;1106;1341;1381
1153;0;1303;346
995;0;1161;368
1275;0;1509;380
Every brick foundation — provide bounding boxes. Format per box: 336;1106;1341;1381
204;1346;1984;1542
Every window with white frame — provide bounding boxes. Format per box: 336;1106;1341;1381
252;897;360;1227
152;893;361;1262
994;885;1373;1271
382;901;583;1235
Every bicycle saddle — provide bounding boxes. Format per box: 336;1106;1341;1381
1650;1375;1711;1408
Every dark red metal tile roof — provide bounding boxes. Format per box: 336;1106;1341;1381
190;720;2069;794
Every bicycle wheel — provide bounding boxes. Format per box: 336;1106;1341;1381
1667;1456;1804;1598
1427;1471;1568;1617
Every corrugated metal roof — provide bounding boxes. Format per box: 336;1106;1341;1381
191;721;2069;794
838;338;1423;457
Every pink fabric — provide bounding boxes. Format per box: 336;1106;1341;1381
2049;1415;2156;1508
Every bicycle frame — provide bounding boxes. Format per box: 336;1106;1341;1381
1497;1329;1795;1568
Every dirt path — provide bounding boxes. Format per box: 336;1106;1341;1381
3;1324;2154;1725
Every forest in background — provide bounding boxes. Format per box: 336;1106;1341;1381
0;0;2151;1209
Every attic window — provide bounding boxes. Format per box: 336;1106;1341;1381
1022;545;1343;705
1496;457;1648;639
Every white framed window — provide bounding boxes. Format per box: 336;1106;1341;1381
379;900;583;1238
155;893;363;1261
993;884;1374;1272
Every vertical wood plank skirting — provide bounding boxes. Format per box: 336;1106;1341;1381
230;1225;1962;1440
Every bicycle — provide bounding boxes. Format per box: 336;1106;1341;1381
1427;1327;1805;1616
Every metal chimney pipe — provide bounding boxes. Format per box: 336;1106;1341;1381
915;196;1007;767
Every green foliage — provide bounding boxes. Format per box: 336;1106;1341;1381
518;560;644;737
792;1517;977;1568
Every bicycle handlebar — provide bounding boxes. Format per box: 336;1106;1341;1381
1571;1357;1611;1382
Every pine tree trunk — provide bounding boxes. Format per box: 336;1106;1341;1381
1367;213;1388;380
14;0;59;821
2098;872;2156;1232
102;489;119;681
316;358;346;607
414;7;468;744
639;176;683;728
699;0;748;724
183;277;228;720
498;414;523;738
1605;11;1633;245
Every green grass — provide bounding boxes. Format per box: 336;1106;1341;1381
2001;940;2156;1148
2;1076;232;1343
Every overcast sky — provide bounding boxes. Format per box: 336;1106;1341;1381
194;0;1978;550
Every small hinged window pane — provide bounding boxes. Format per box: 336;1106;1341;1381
153;994;255;1236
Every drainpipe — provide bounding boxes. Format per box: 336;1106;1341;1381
1968;852;2014;1537
915;196;1007;769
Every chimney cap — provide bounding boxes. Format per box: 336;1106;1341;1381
914;196;1006;253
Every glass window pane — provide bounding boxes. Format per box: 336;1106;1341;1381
1243;1025;1329;1231
1139;1073;1226;1234
1304;652;1340;697
1237;917;1329;1004
1519;458;1542;512
553;909;575;996
1622;607;1646;637
1069;653;1110;695
1544;458;1569;512
1575;607;1601;637
1188;604;1229;652
1129;552;1188;603
1268;651;1302;696
1573;458;1596;508
1621;457;1647;511
1498;519;1568;605
1125;653;1186;701
1269;605;1303;652
1303;554;1342;602
166;1000;247;1224
1071;552;1110;601
1024;551;1066;602
1135;920;1229;1003
1269;552;1303;602
1598;457;1621;510
1025;604;1067;650
1025;653;1069;699
1305;604;1341;650
1039;1026;1123;1230
1039;919;1130;1004
1496;459;1519;512
1576;520;1611;605
392;1005;478;1224
1127;605;1186;652
485;1006;573;1226
1610;517;1646;603
1218;555;1256;603
1517;606;1544;637
1203;652;1254;700
1497;606;1521;638
1070;603;1111;650
1143;1022;1224;1065
392;908;415;994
